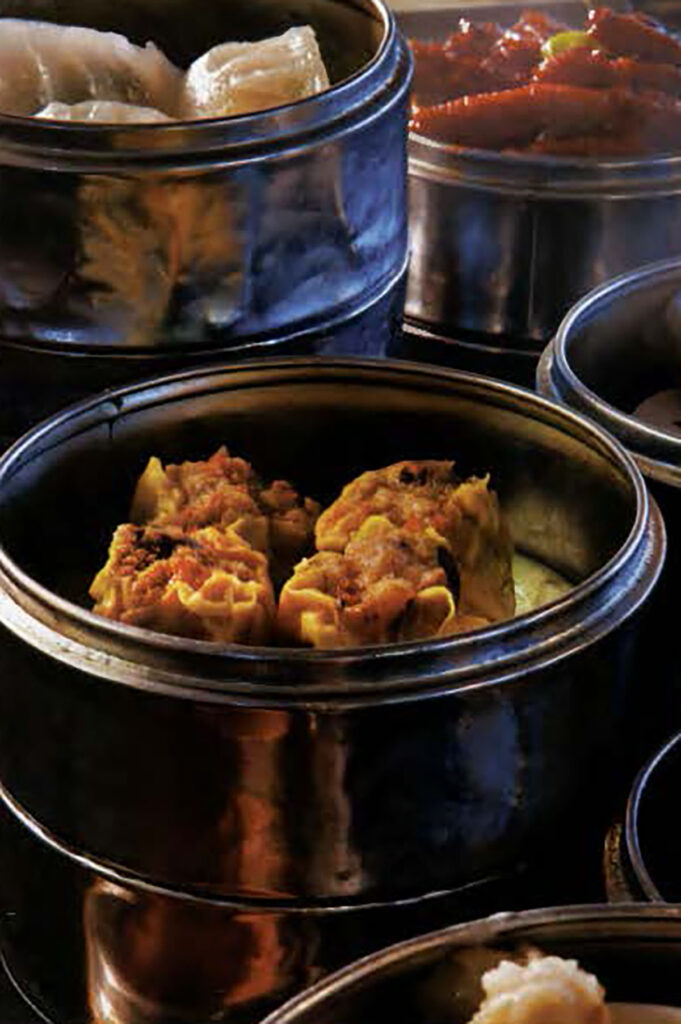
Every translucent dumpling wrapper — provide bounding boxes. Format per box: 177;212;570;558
131;448;320;585
315;460;516;624
277;515;489;648
0;19;181;116
89;523;275;643
36;100;172;123
467;953;611;1024
181;25;330;119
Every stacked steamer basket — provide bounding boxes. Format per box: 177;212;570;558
260;905;681;1024
603;731;681;903
538;260;681;910
537;258;681;739
0;358;666;1024
397;2;681;386
0;0;411;448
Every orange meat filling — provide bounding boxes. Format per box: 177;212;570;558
90;455;514;649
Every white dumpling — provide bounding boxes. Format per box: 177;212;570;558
181;25;330;119
36;100;172;123
467;955;610;1024
0;19;181;117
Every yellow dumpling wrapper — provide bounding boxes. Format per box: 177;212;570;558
315;460;514;624
131;447;320;585
90;523;275;644
277;515;488;648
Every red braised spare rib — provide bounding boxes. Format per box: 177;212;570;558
535;46;681;97
410;82;681;154
479;11;569;88
588;7;681;64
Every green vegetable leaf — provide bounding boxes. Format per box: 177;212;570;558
541;30;592;59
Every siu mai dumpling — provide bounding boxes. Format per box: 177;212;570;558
181;26;330;119
315;460;515;624
90;523;275;643
0;19;180;116
36;100;172;122
277;515;488;648
131;448;320;584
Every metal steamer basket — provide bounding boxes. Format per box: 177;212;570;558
261;904;681;1024
400;5;681;376
538;256;681;751
0;0;411;445
604;731;681;904
0;358;665;1022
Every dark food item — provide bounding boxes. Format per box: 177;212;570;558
410;7;681;155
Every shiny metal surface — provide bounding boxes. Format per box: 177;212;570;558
0;357;665;905
0;792;547;1024
624;731;681;903
398;318;539;388
402;5;681;349
0;0;410;354
602;821;646;904
538;257;681;487
261;904;681;1024
0;270;406;448
537;262;681;753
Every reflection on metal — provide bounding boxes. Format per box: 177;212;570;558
0;359;668;1023
260;905;681;1024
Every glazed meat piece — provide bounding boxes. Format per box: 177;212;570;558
412;21;500;106
315;460;514;623
131;448;320;584
278;515;489;648
480;11;569;89
466;953;610;1024
535;46;681;97
409;6;681;156
410;83;681;154
588;8;681;65
90;523;275;642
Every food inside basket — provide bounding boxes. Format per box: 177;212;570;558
90;448;572;648
410;7;681;155
0;18;329;122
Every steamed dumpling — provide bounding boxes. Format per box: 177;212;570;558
181;25;330;119
277;515;488;648
467;954;610;1024
315;461;516;624
36;100;172;123
89;523;276;643
0;19;181;116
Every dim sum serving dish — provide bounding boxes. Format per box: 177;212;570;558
0;356;666;1019
0;793;552;1024
260;904;681;1024
538;257;681;700
0;0;410;444
605;731;681;904
0;356;665;892
401;4;681;357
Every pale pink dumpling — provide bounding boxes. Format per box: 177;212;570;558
181;25;330;119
